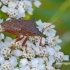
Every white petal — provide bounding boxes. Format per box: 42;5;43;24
54;45;61;51
0;19;3;23
8;2;17;8
18;7;25;18
20;58;28;66
14;68;19;70
34;1;41;8
36;19;43;26
54;62;62;69
5;36;12;42
57;39;62;43
20;66;30;70
63;55;69;61
0;55;5;64
0;33;4;40
47;56;55;66
9;56;18;66
6;18;11;21
12;50;22;56
31;58;39;67
27;7;33;15
46;46;55;55
1;5;8;13
4;36;13;47
0;41;5;49
24;1;32;7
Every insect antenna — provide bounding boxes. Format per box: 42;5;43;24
42;20;63;32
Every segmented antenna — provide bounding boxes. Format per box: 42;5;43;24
42;20;63;32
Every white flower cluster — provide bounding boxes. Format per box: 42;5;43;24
0;20;69;70
0;0;41;19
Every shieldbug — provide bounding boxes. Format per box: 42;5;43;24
0;18;42;47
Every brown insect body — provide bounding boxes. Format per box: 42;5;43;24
1;18;42;36
1;18;43;49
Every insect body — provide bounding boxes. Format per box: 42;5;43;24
0;18;42;47
1;18;42;36
0;18;62;50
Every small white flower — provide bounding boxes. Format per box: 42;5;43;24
0;46;11;58
46;36;62;46
7;8;18;18
36;19;56;37
54;52;64;62
1;0;41;19
1;61;14;70
43;28;56;37
24;1;33;15
28;36;40;46
22;47;35;59
20;58;28;66
38;47;46;57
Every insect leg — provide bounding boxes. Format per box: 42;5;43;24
22;36;28;46
11;36;24;52
39;36;42;46
16;36;24;42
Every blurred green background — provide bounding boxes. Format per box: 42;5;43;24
0;0;70;70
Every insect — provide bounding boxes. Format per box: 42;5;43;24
0;18;42;48
0;18;62;50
